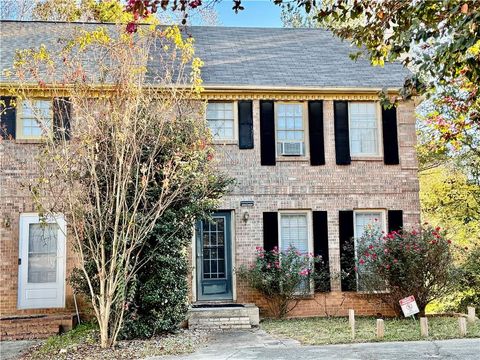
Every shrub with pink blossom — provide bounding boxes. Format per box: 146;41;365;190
237;246;330;318
355;224;457;316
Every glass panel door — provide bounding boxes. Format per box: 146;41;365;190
196;212;232;301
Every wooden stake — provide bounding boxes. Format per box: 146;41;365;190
459;317;467;336
376;319;385;338
467;307;476;324
420;317;429;337
348;309;355;339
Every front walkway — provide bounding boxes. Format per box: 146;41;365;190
149;329;480;360
0;340;38;360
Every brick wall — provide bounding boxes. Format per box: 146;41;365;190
206;99;420;317
0;97;419;321
0;141;77;317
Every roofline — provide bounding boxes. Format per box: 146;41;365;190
0;82;401;93
0;19;332;31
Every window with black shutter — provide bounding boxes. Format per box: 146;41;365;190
263;212;278;251
0;96;16;139
334;101;351;165
238;100;253;149
382;106;400;165
260;100;276;165
313;211;330;291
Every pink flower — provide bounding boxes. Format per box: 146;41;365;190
266;263;271;269
384;249;389;254
359;259;366;265
447;240;452;244
354;266;358;272
435;226;441;232
126;22;138;33
368;245;374;250
274;261;280;269
385;264;391;270
393;259;398;264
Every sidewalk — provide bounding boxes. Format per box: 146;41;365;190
149;329;480;360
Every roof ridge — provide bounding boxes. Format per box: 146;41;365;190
0;19;329;31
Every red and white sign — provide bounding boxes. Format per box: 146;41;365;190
399;295;420;317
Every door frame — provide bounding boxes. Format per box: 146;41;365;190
192;210;236;302
17;213;67;309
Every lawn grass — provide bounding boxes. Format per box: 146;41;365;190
261;316;480;345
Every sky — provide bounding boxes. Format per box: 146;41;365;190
213;0;283;27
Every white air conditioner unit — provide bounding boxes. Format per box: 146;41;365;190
278;141;304;156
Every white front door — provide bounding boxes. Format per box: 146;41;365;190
18;213;66;309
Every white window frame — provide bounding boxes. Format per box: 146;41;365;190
278;210;314;295
348;101;383;158
275;102;309;158
205;101;238;143
17;213;67;309
16;98;53;140
353;209;387;293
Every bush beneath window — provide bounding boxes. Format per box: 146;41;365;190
355;224;457;316
237;246;330;319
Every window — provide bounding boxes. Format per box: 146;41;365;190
280;213;310;253
354;210;386;291
206;102;235;141
279;212;313;294
17;99;52;139
276;103;306;156
349;102;380;156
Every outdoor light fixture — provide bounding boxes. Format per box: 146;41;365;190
242;211;250;222
240;200;254;207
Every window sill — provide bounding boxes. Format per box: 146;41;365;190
15;138;45;144
211;140;238;145
351;156;383;162
276;156;310;163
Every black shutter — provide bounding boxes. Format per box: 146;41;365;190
334;101;351;165
382;106;400;165
260;100;276;166
238;100;253;149
263;212;278;252
339;210;355;291
308;101;325;166
53;97;72;140
313;211;330;291
388;210;403;233
0;96;16;139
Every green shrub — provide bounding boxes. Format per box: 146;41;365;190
237;246;330;319
355;224;457;316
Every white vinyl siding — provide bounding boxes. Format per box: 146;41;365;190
17;99;52;139
206;102;235;140
349;102;380;156
276;103;305;156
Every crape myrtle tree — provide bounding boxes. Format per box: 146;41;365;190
8;24;231;347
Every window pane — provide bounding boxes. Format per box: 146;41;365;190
349;102;378;155
21;100;52;138
28;223;58;283
206;102;234;140
280;214;308;253
276;104;305;155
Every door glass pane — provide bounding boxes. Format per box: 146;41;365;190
28;223;58;283
202;217;226;279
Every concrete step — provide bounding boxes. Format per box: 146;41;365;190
188;303;259;330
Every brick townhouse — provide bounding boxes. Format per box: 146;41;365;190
0;21;420;338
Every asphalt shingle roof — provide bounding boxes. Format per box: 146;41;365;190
0;21;409;89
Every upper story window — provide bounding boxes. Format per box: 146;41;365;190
276;103;306;157
17;99;52;140
206;102;236;141
348;102;380;156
